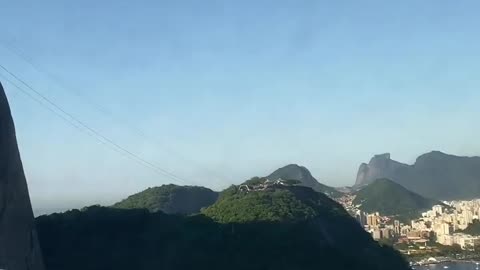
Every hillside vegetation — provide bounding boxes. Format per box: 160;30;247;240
37;204;409;270
353;178;440;221
202;185;346;223
113;184;218;215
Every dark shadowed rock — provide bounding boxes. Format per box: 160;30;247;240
0;82;44;270
355;151;480;200
355;153;410;188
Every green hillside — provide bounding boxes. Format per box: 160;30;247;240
112;184;218;215
353;178;440;220
202;185;346;223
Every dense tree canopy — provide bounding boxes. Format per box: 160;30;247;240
202;185;346;223
36;205;409;270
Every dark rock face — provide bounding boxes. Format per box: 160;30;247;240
355;153;410;187
355;151;480;200
0;82;44;270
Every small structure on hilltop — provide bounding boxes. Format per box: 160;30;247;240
238;178;300;193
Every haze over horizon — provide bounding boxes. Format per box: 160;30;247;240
1;1;480;210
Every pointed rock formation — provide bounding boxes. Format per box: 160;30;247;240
354;153;410;187
0;82;44;270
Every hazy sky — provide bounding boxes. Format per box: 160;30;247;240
1;1;480;210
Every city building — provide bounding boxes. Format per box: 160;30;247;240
432;205;443;215
372;229;382;240
394;220;401;235
367;214;379;227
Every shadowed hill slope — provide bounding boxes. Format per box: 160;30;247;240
37;202;409;270
112;184;218;215
353;178;440;221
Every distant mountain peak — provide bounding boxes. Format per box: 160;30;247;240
267;164;340;197
355;151;480;200
276;164;310;173
372;153;391;160
283;163;304;168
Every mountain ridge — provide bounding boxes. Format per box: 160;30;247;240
355;151;480;200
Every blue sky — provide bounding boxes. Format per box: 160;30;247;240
1;1;480;210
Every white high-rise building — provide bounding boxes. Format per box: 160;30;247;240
433;205;443;215
463;210;474;225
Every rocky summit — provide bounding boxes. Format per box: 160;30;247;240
0;82;44;270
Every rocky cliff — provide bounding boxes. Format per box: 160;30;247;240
355;153;410;187
355;151;480;200
0;82;44;270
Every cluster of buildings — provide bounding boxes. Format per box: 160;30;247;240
411;200;480;250
337;194;480;250
238;178;294;192
338;194;409;241
355;211;406;241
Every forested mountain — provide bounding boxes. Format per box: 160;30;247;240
353;178;440;220
36;189;410;270
113;184;218;215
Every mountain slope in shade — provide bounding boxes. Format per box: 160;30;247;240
461;220;480;236
37;196;410;270
0;82;44;270
113;184;218;215
355;152;480;200
353;178;441;220
267;164;341;197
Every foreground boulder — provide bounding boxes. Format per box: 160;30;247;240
0;82;44;270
